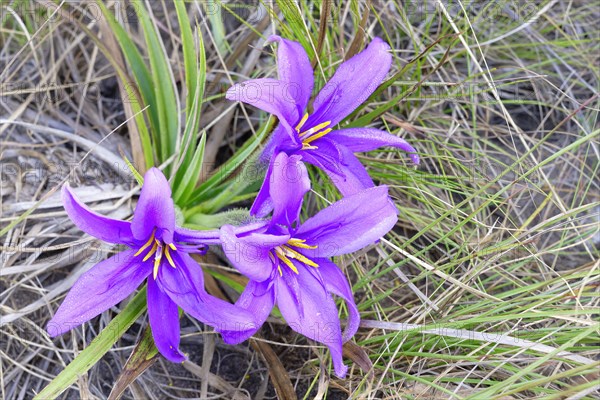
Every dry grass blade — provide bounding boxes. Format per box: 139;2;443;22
342;341;374;378
182;360;251;400
344;1;370;61
360;319;597;366
107;326;159;400
96;14;146;173
250;337;297;400
312;0;330;64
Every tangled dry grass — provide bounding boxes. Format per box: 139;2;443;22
1;1;598;399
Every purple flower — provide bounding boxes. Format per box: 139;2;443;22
46;168;255;362
227;35;419;217
218;153;398;377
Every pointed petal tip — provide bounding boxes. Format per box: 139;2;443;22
266;34;282;43
371;36;390;49
311;37;393;126
61;185;134;244
45;320;64;338
61;182;77;205
334;363;349;379
225;84;239;101
161;348;188;363
295;185;397;257
132;166;176;242
61;181;71;194
142;167;171;194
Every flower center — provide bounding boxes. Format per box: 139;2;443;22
269;238;319;276
295;113;332;150
134;229;178;279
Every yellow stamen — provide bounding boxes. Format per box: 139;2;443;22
134;232;156;256
164;246;176;268
299;120;331;138
168;243;177;250
278;266;283;276
152;240;163;279
153;257;161;279
301;143;318;150
282;245;319;268
142;240;159;262
295;113;309;132
275;247;299;274
302;128;332;144
152;244;163;280
287;238;318;249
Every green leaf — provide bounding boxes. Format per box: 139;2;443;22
35;287;148;399
174;1;198;118
173;27;207;201
107;323;159;400
184;117;273;208
173;132;206;204
97;1;157;166
123;155;144;185
274;0;315;59
202;1;227;54
136;3;180;164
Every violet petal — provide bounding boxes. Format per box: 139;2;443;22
220;279;276;344
46;250;151;337
220;224;288;282
158;252;256;334
268;35;314;114
295;186;397;258
303;138;374;196
276;266;347;378
148;277;186;362
311;37;392;126
269;152;311;227
226;78;300;139
327;127;420;164
62;185;134;245
316;258;360;342
131;168;176;243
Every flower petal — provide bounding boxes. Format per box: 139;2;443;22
226;78;300;139
295;186;397;258
131;168;176;243
220;279;276;344
327;127;420;164
220;224;288;282
158;252;256;334
174;226;221;246
311;37;392;126
315;258;360;342
276;267;348;378
259;124;298;164
269;152;311;227
46;250;151;337
302;138;374;196
268;35;314;113
62;185;134;245
148;277;186;362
